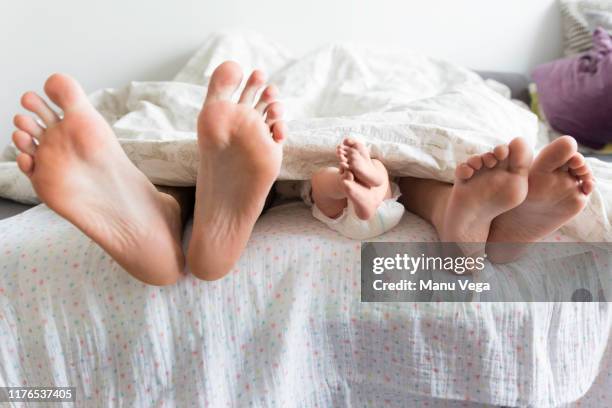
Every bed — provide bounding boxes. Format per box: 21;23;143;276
1;198;611;407
1;37;611;407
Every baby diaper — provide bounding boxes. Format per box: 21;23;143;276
301;181;405;240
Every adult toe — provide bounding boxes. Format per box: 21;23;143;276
532;136;577;172
12;130;37;155
265;101;284;127
204;61;243;103
14;114;44;138
44;73;90;111
482;152;498;168
238;70;265;105
455;163;475;180
21;91;60;126
254;85;278;114
16;153;34;176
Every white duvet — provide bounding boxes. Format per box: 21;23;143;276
0;30;610;240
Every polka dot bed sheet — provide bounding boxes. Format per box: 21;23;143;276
0;203;610;407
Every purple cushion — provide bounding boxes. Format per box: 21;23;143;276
532;27;612;149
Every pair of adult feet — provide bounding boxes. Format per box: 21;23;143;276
431;135;594;261
12;61;286;284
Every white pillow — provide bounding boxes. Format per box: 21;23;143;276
560;0;612;55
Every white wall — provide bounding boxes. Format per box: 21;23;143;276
0;0;562;147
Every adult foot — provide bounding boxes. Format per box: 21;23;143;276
337;138;384;187
487;136;593;261
438;137;532;254
12;74;184;285
187;61;287;280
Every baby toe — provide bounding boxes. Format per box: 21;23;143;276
353;140;370;158
347;148;360;160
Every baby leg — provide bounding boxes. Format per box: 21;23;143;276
342;160;392;220
311;167;349;219
311;162;392;221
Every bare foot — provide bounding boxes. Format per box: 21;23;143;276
12;74;184;285
439;137;532;253
341;168;390;220
334;138;391;220
487;136;594;260
187;62;287;280
337;138;384;187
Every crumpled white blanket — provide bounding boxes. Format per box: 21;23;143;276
0;30;611;242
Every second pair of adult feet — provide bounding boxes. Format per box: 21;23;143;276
418;135;594;262
12;61;286;285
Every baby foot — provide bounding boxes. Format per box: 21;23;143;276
337;138;385;187
441;137;532;253
12;74;184;285
341;167;391;220
488;136;593;249
341;170;378;220
188;61;287;280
